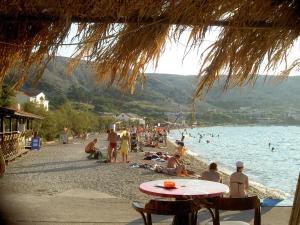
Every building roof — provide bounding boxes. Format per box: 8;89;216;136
118;113;143;119
0;107;44;120
127;113;141;118
0;1;299;97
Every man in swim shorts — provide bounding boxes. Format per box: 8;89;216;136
107;129;118;162
230;161;249;198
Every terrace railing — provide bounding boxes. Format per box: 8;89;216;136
0;131;20;160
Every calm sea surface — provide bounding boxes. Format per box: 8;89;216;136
169;126;300;203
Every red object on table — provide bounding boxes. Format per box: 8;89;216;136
164;181;176;188
139;179;229;199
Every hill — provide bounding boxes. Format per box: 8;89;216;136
19;56;300;124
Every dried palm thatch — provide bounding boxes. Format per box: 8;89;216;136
0;0;300;98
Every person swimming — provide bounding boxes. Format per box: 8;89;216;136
271;147;275;152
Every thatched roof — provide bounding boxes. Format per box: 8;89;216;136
0;107;44;120
0;1;300;98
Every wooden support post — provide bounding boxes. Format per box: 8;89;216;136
0;116;3;133
9;117;12;132
26;118;29;130
16;117;19;131
289;173;300;225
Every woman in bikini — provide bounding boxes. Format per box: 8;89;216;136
230;161;249;198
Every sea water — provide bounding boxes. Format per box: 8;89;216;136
168;126;300;204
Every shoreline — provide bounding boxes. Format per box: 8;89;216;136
170;124;300;131
0;133;289;205
166;139;288;201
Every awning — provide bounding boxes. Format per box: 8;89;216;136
0;107;44;120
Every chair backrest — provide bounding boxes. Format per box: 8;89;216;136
289;173;300;225
144;199;201;215
213;196;260;210
211;196;261;225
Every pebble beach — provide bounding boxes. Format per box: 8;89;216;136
0;133;279;202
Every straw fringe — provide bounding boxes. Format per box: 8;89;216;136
0;0;299;97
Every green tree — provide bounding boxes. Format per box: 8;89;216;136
0;86;15;107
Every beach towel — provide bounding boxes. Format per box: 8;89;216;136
261;198;293;207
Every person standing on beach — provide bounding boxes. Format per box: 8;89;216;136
107;129;118;162
162;129;168;147
175;141;185;157
229;161;249;198
201;162;222;183
120;130;130;163
181;132;185;142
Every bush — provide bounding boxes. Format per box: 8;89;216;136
23;102;101;141
0;86;15;107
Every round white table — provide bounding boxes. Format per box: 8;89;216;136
139;179;229;225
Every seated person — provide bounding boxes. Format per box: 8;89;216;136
167;154;181;168
163;154;187;176
162;167;186;176
201;162;223;183
85;139;101;159
230;161;249;198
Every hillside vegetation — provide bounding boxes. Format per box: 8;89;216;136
18;56;300;124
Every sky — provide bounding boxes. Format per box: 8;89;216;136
57;24;300;76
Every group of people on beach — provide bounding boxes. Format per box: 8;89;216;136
150;137;249;198
85;126;249;198
85;128;131;163
201;160;249;198
85;125;169;163
144;128;168;148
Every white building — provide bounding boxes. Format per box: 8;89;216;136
29;92;49;111
117;113;145;125
16;91;49;111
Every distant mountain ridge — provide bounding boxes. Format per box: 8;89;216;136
19;56;300;122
